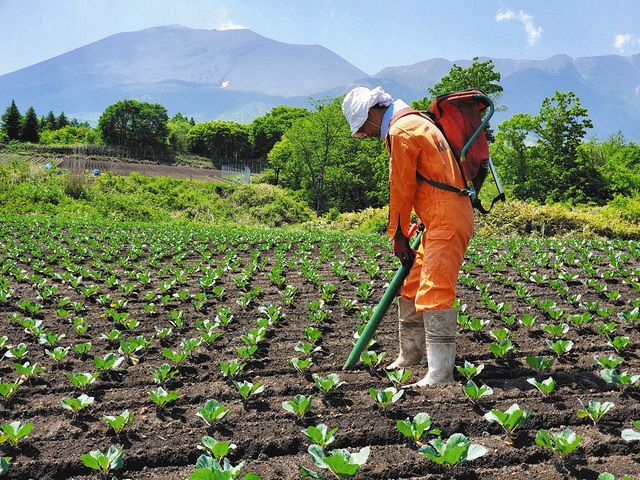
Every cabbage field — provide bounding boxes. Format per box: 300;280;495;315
0;217;639;479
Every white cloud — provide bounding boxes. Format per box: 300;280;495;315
612;33;640;54
495;8;543;46
215;8;246;30
614;33;632;51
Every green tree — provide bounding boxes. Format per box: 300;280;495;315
492;90;600;203
188;120;251;160
412;57;504;111
21;106;40;143
39;125;101;145
1;100;22;141
267;138;293;185
98;99;169;157
578;132;640;198
45;111;58;130
57;112;69;129
167;113;193;153
276;98;387;214
251;105;310;158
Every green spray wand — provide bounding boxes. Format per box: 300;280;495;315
343;225;424;370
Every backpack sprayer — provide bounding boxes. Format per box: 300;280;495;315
343;90;504;370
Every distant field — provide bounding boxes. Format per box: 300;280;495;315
29;155;225;182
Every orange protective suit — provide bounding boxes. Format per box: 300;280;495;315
385;112;474;313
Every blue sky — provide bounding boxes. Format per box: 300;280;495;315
1;0;639;76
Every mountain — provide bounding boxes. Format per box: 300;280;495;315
374;54;640;139
0;25;639;139
0;25;365;123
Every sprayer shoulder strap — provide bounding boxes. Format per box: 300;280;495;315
387;108;471;198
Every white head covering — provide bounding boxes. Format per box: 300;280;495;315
342;86;394;135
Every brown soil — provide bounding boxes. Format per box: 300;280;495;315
0;220;639;479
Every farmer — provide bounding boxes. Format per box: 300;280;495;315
342;86;473;386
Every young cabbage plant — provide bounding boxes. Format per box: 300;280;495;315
68;372;100;390
543;323;570;338
0;421;33;446
201;330;223;346
484;404;530;444
304;326;322;344
241;327;267;347
519;314;537;327
597;473;633;480
38;331;66;347
149;387;179;408
4;343;28;360
302;424;338;448
169;310;187;330
291;357;313;373
93;353;124;373
103;409;135;434
80;445;124;476
45;346;70;364
419;433;487;466
235;345;258;360
0;379;21;400
302;444;370;479
596;321;618;336
546;339;573;357
162;348;190;364
462;380;493;403
150;363;179;385
535;428;582;457
456;361;484;381
282;394;313;417
463;316;489;332
198;436;236;461
359;350;387;370
396;413;441;444
607;336;630;354
219;360;245;380
196;399;229;427
0;456;9;476
295;341;321;358
600;369;640;388
385;368;412;386
234;380;265;402
489;339;515;358
569;312;593;327
61;394;94;415
594;355;623;369
189;455;247;480
73;341;92;356
369;387;404;409
621;420;640;442
100;329;122;343
526;355;554;374
13;362;45;381
527;377;557;396
313;374;345;395
577;400;614;426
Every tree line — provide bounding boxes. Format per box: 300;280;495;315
0;98;309;163
0;100;92;144
1;58;639;214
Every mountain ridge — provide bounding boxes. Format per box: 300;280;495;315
1;25;638;139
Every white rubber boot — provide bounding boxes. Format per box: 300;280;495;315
386;298;425;370
407;309;457;387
